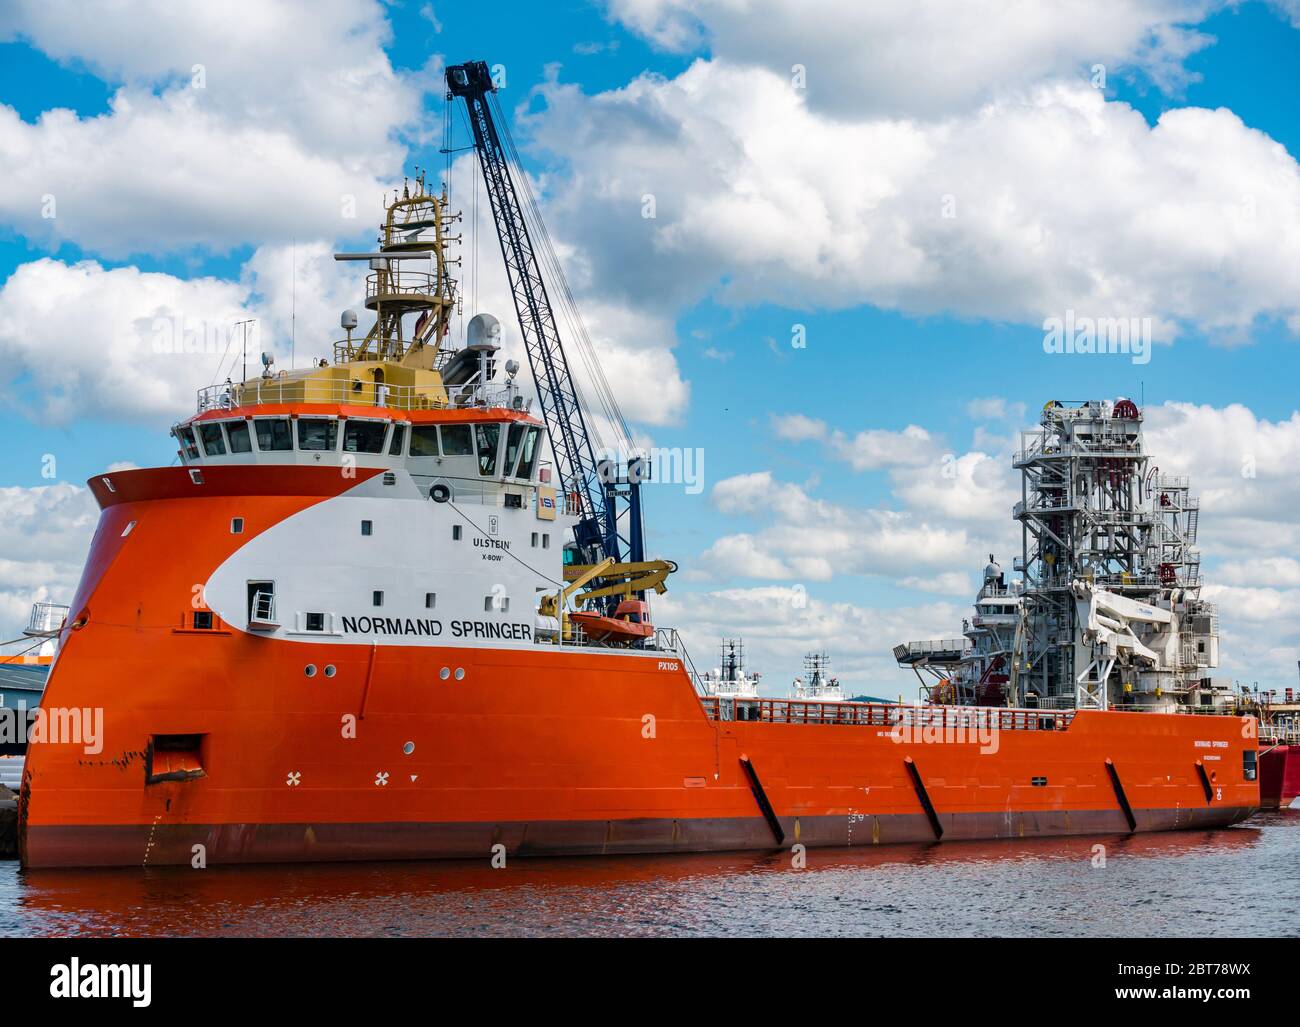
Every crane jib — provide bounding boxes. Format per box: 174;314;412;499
446;59;617;564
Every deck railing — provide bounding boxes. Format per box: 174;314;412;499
699;697;1075;731
1259;722;1300;746
24;602;69;636
196;377;520;414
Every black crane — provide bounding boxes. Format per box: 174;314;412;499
445;59;642;567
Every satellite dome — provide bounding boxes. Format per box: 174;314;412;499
340;309;358;330
467;312;502;351
983;554;1001;581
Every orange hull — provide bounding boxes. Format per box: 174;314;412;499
18;466;1259;868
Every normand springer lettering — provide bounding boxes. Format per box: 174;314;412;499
337;616;533;641
340;616;443;636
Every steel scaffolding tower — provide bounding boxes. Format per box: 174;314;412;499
1011;400;1214;710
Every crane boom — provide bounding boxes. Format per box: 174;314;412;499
445;59;613;561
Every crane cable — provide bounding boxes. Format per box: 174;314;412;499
486;91;635;459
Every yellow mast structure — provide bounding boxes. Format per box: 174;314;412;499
230;170;461;410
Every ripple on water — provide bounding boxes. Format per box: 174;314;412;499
0;813;1296;937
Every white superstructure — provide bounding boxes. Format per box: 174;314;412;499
791;652;843;701
700;639;761;698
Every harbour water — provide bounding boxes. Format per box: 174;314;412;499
1;810;1295;937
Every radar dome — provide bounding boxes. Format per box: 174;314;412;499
467;312;502;351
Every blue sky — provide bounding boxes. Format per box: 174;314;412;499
1;1;1299;692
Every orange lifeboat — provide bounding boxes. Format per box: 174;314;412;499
569;599;653;644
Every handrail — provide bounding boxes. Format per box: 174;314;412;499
249;591;277;625
699;697;1075;730
25;602;69;636
196;377;520;414
654;627;705;692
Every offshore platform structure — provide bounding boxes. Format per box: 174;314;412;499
898;399;1226;713
444;59;673;614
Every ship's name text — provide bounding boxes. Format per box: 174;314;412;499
339;616;532;640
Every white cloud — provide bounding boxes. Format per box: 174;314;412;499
0;0;433;256
0;484;96;641
768;410;1019;525
0;245;363;424
966;396;1026;422
1266;1;1300;29
1142;402;1300;558
655;584;963;696
523;57;1300;339
828;424;936;471
441;152;689;429
771;415;938;469
891;451;1019;525
703;470;979;582
0;258;251;423
770;412;827;441
1216;557;1300;588
898;572;973;596
607;0;1217;118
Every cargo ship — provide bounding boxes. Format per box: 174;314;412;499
18;62;1257;869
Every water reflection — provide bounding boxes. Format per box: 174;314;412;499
2;818;1288;938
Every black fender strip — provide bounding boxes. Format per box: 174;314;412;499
1194;760;1215;803
1105;758;1138;832
903;756;943;840
738;754;785;845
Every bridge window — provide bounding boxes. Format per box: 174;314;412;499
297;417;338;451
517;426;541;479
344;419;386;454
441;424;473;456
254;418;293;452
476;423;501;476
388;423;407;456
199;423;227;456
410;426;440;457
176;426;201;460
504;423;526;477
225;420;252;453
